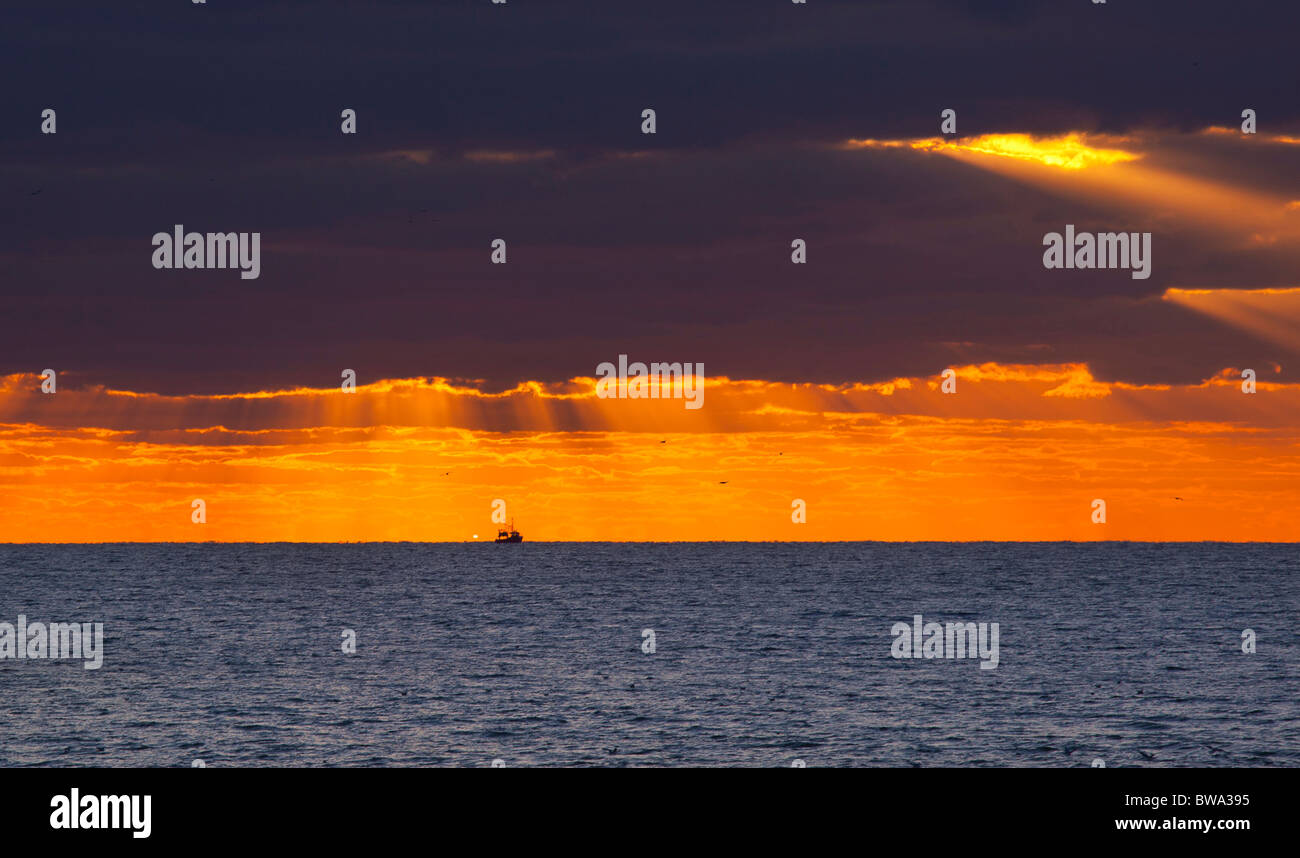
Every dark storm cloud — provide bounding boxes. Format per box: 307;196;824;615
1;0;1298;394
3;0;1297;162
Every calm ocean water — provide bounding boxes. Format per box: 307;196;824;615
0;543;1295;767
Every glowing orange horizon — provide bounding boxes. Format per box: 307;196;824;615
2;363;1297;543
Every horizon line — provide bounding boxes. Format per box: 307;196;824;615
1;539;1293;546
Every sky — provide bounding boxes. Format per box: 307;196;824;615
2;0;1299;541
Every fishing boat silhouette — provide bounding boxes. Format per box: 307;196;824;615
494;519;523;543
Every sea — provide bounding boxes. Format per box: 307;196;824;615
0;542;1295;767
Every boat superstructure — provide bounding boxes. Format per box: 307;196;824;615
495;519;523;543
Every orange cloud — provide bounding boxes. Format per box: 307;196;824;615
1164;287;1300;352
1200;126;1300;145
841;132;1140;170
463;149;556;163
842;129;1300;241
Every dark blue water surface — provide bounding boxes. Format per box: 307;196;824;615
0;543;1295;767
